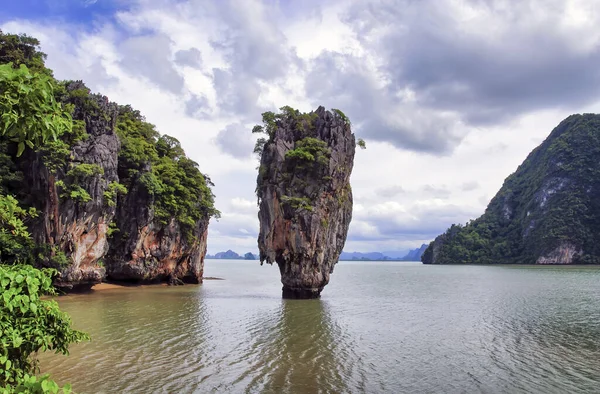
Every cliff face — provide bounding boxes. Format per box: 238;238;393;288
256;106;355;298
423;114;600;265
106;173;208;284
22;82;120;290
15;83;213;290
0;31;217;290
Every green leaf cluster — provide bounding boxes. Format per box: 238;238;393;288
115;106;219;239
0;264;89;390
252;106;321;158
331;108;350;125
54;164;103;204
0;30;48;75
0;63;72;157
280;196;313;212
103;181;128;207
285;137;331;167
0;195;36;265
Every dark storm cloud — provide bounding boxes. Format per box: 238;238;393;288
305;0;600;154
215;123;254;159
119;33;184;94
304;51;465;154
185;93;211;118
367;0;600;124
174;47;202;69
206;0;302;119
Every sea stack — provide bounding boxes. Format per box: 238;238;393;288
254;106;356;298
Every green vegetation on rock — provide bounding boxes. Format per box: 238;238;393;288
115;106;220;238
0;30;49;75
0;63;72;157
423;114;600;265
285;137;331;168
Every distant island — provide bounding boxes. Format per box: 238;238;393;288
206;250;257;260
339;244;427;261
206;245;428;261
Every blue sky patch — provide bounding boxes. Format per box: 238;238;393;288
0;0;126;27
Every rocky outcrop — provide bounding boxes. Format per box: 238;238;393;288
423;114;600;265
106;174;208;284
0;32;216;290
17;82;212;289
256;106;356;298
22;82;119;290
536;242;582;265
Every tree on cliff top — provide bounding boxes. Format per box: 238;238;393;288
0;30;49;75
0;63;73;157
252;106;365;161
115;105;220;240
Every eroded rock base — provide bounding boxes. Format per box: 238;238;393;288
282;286;323;299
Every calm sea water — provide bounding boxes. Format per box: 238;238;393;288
39;261;600;393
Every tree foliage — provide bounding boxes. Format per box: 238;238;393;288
0;31;48;75
0;195;36;265
0;265;88;392
423;114;600;265
115;106;220;238
0;64;72;157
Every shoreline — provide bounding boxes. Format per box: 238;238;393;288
91;277;225;291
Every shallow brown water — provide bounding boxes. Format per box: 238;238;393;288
40;261;600;393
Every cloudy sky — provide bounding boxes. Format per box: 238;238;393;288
2;0;600;255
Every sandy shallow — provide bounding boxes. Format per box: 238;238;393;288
91;278;224;291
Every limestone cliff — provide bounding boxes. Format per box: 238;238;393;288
423;114;600;265
0;31;217;289
20;82;119;290
106;168;209;284
6;85;215;290
255;106;356;298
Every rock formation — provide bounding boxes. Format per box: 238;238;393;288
255;106;356;298
21;82;119;290
0;31;218;290
106;169;209;285
423;114;600;265
11;86;214;290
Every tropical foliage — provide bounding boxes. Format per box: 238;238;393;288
422;114;600;264
0;63;72;157
115;106;219;238
0;28;220;391
0;265;88;393
0;31;48;75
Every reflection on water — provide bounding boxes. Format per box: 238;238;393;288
237;300;360;394
39;262;600;393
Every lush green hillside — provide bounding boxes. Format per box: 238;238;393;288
0;30;218;272
423;114;600;265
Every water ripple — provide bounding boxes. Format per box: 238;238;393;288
37;262;600;393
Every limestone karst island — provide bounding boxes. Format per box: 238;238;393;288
2;1;600;392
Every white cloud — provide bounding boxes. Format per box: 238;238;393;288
3;0;600;255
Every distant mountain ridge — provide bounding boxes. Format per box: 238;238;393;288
339;245;427;261
207;245;427;262
206;250;257;260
